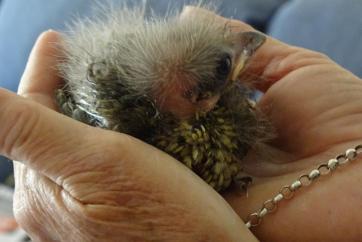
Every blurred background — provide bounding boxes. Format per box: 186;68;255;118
0;0;361;240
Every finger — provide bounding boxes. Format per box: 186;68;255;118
0;88;109;184
180;6;255;31
18;30;62;109
0;217;18;232
181;6;333;92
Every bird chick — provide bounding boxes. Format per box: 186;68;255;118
56;5;271;192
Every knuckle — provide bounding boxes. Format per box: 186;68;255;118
93;131;140;162
80;189;193;240
302;49;330;61
292;47;332;63
0;99;40;158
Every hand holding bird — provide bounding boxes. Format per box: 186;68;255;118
0;6;361;242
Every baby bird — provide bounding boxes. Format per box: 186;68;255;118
56;5;271;192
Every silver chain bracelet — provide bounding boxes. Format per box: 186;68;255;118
245;144;362;228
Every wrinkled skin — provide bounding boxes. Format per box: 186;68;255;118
0;7;361;242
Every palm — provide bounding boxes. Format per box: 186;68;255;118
177;7;362;240
261;63;362;156
225;49;362;241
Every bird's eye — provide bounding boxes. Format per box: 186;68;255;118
216;54;232;78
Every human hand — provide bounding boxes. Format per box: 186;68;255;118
3;7;362;242
0;217;18;233
0;31;257;241
182;7;362;242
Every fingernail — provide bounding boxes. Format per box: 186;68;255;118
180;6;197;19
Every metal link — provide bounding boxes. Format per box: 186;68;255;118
273;193;284;204
336;154;349;165
290;180;302;191
299;174;312;186
263;199;277;213
280;186;294;199
327;158;339;170
346;148;357;160
356;145;362;154
247;213;261;228
245;144;362;229
317;164;330;175
258;208;268;218
308;169;320;180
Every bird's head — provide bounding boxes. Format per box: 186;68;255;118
75;8;266;121
123;14;266;119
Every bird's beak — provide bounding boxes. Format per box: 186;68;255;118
231;32;266;81
231;53;249;81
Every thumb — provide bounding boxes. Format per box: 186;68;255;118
17;30;63;109
0;88;116;184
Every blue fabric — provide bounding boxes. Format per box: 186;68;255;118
0;156;12;184
0;0;96;92
268;0;362;77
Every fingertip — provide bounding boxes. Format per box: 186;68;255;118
180;5;254;33
36;29;60;46
181;5;200;15
180;5;219;21
28;30;61;63
180;5;193;15
18;29;62;99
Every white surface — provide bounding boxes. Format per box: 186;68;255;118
0;185;13;217
0;229;29;242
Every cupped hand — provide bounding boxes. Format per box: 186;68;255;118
0;31;255;242
2;7;362;242
183;7;362;242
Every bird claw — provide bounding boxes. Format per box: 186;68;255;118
233;173;253;195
